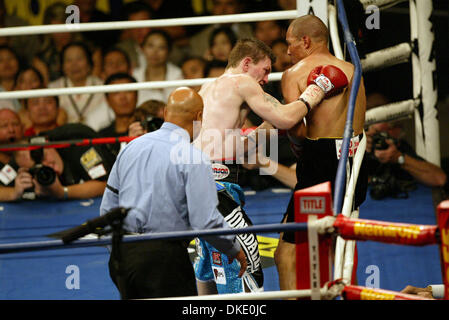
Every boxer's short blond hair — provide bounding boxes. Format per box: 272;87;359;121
227;38;276;68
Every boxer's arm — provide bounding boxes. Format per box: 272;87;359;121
239;77;309;130
282;69;306;144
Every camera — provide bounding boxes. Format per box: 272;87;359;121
369;164;416;200
371;132;391;150
141;116;163;132
369;171;399;200
29;148;56;186
29;164;56;186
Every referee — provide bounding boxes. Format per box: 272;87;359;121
100;87;247;299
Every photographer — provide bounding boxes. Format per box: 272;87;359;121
3;123;115;201
127;99;165;137
366;121;447;199
0;108;27;201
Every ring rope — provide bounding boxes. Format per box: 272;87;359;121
0;221;311;254
0;73;282;100
0;136;137;152
328;4;344;60
0;10;298;37
359;0;407;10
365;99;418;126
0;213;438;254
333;0;363;216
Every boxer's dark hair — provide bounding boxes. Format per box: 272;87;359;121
227;38;276;68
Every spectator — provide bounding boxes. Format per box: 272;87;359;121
189;0;253;58
365;92;446;199
0;0;40;65
271;38;292;73
0;45;21;111
0;108;22;165
74;0;119;52
253;20;286;47
23;96;60;137
181;56;207;92
8;123;115;201
135;99;166;120
128;99;166;137
101;47;132;81
262;38;292;102
32;2;84;84
204;59;227;78
141;0;195;65
401;284;444;299
117;1;153;71
98;73;138;158
366;120;447;194
14;66;67;130
49;41;114;131
204;26;237;62
133;30;183;104
0;108;27;201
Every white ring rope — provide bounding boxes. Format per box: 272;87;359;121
0;10;297;37
333;133;366;283
365;98;418;126
150;288;330;300
328;4;344;60
0;73;281;100
359;0;407;10
361;43;411;72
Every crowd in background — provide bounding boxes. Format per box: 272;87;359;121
0;0;448;200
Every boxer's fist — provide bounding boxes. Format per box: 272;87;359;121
307;65;348;97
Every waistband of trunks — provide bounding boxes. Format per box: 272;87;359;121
304;132;364;159
305;132;364;142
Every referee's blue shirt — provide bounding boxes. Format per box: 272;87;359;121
100;122;241;257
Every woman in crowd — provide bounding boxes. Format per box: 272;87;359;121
32;2;84;84
132;30;183;104
204;26;237;62
49;41;113;132
0;45;21;111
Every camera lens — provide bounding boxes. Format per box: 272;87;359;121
35;165;56;186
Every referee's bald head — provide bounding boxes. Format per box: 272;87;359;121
166;87;203;117
164;87;204;141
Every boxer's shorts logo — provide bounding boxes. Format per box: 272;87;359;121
212;266;226;285
212;163;230;180
212;252;222;266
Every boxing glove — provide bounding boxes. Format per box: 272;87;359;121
307;65;348;98
298;64;349;113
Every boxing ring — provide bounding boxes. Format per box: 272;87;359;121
0;0;445;300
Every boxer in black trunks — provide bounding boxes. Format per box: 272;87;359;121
274;15;367;293
282;135;368;243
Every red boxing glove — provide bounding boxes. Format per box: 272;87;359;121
307;65;348;98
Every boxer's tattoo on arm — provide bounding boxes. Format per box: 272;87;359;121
263;93;280;108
